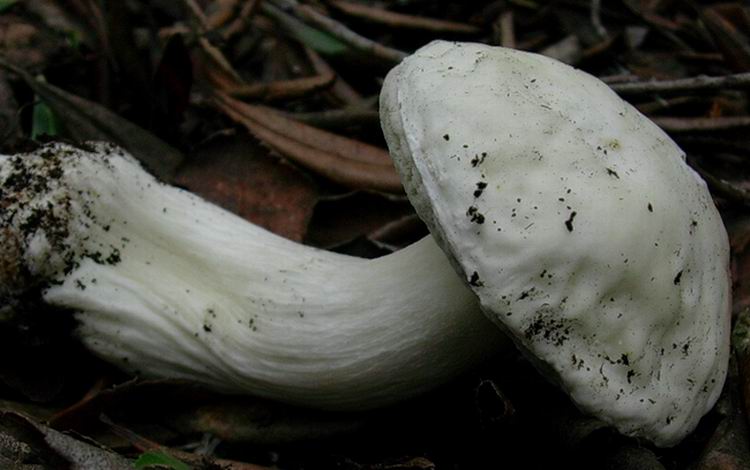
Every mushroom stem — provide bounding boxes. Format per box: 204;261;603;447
0;143;505;409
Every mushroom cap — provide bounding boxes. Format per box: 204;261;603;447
380;40;731;446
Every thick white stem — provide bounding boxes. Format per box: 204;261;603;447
0;143;505;409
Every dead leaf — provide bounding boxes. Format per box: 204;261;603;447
216;92;390;165
0;399;56;423
39;421;132;469
0;411;131;469
212;92;403;193
0;412;71;469
175;136;318;241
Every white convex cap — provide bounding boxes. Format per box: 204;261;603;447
380;40;731;447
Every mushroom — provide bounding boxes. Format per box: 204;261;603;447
380;40;731;446
0;142;506;410
0;41;731;447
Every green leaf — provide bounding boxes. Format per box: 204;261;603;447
65;30;83;50
287;22;348;56
133;451;190;470
261;3;348;56
31;99;61;140
0;0;17;13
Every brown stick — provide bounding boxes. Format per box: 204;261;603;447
495;11;515;49
267;0;407;64
653;116;750;132
227;72;335;101
609;73;750;94
329;0;480;34
223;0;263;38
694;165;750;205
206;0;240;30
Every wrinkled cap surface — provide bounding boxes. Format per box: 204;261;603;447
380;40;731;446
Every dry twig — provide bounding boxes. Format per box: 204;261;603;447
181;0;244;82
182;0;210;26
701;7;750;72
329;0;480;34
267;0;407;64
222;0;262;38
653;116;750;132
495;11;515;48
590;0;607;39
227;71;335;101
635;96;701;114
206;0;240;30
610;72;750;94
694;166;750;205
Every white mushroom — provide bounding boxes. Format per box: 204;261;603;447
0;142;506;410
380;40;731;446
